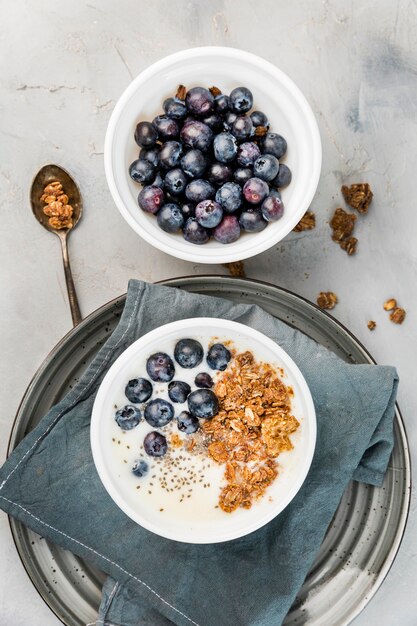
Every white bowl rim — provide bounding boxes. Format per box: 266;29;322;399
104;46;322;264
90;317;317;544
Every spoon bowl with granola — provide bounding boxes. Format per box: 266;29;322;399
91;318;316;543
30;163;82;325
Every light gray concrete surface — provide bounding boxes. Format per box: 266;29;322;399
0;0;416;624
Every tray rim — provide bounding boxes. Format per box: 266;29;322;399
6;275;411;626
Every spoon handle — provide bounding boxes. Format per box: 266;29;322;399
58;234;82;326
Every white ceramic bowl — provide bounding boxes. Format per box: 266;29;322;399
105;47;321;264
91;318;316;544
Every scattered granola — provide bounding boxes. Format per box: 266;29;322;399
341;183;373;214
329;207;358;255
203;351;299;513
317;291;338;310
390;307;406;324
383;298;397;311
40;180;73;229
330;208;356;242
339;236;358;255
367;320;377;331
223;261;246;277
293;210;316;232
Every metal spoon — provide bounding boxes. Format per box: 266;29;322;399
30;164;82;326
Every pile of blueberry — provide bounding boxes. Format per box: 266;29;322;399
114;338;231;476
129;85;291;245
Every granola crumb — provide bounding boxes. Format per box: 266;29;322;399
175;84;186;100
254;125;268;137
293;210;316;232
339;236;358;255
341;183;373;214
383;298;397;311
209;85;222;97
390;307;406;324
170;434;183;449
367;320;377;331
317;291;338;310
223;261;246;277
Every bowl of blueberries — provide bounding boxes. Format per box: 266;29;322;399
105;47;321;263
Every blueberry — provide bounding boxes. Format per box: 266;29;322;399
129;159;155;184
188;388;219;418
134;121;158;148
168;380;191;403
233;167;253;186
185;87;214;117
243;177;269;205
203;113;223;131
146;352;175;382
250;110;269;128
224;111;238;129
143;431;168;457
194;372;214;388
164;168;188;195
185;179;215;203
215;182;242;213
152;172;165;189
138;185;164;214
183;217;210;244
132;459;149;477
213;215;241;244
152;115;180;140
180;120;213;151
125;377;153;403
213;132;238;163
237;142;260;167
229;86;253;114
261;132;287;159
181;202;196;219
174;338;204;368
159;141;183;169
261;190;284;221
177;411;200;434
253;154;279;182
271;163;292;188
144;398;174;427
195;199;223;228
139;147;159;167
181;149;207;178
231;115;253;141
207;343;231;371
157;203;184;233
214;94;230;113
239;207;268;232
206;162;233;185
163;97;187;120
115;405;142;430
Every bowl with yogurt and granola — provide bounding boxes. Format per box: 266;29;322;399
91;318;316;543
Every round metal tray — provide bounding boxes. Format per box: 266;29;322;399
8;276;410;626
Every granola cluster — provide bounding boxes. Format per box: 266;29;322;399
383;298;406;324
293;210;316;232
341;183;373;214
329;207;358;255
40;180;73;229
202;351;299;513
316;291;338;310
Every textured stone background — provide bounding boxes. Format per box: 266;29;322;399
0;0;416;624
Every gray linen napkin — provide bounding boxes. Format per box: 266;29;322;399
0;280;397;626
